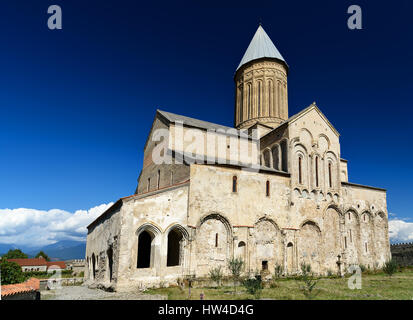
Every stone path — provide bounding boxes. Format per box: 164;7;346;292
40;285;166;300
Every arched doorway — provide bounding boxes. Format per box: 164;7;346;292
107;247;113;281
91;254;96;280
137;230;153;268
286;242;294;273
167;228;184;267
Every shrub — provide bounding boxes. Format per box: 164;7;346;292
243;274;263;299
209;265;223;288
298;263;319;299
326;269;333;277
0;259;26;285
359;264;367;273
382;259;398;277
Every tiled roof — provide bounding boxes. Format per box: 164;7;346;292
1;278;40;297
8;258;47;267
47;261;66;269
7;258;67;270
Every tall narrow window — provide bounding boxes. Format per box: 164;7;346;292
365;242;368;253
147;178;151;192
215;233;218;247
349;229;352;243
348;212;351;220
266;180;270;197
232;176;237;193
258;81;261;116
315;156;319;187
268;81;272;116
344;236;347;249
239;86;243;122
298;156;302;184
363;214;366;222
247;84;251;118
328;162;332;188
157;170;160;189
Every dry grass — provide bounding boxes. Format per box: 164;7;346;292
145;268;413;300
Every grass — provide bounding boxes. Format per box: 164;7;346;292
145;268;413;300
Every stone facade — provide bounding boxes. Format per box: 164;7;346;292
391;243;413;266
85;26;390;291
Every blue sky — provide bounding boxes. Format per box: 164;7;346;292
0;0;412;246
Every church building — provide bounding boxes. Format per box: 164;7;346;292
85;25;391;291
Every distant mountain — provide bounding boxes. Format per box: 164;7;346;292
29;240;86;261
0;240;86;260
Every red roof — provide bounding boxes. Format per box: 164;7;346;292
7;258;66;270
8;258;47;267
46;261;66;269
1;278;40;297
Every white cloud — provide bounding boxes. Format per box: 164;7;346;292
0;202;113;248
388;218;413;243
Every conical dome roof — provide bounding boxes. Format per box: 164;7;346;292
236;25;287;71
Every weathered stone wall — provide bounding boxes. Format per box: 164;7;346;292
85;202;122;288
115;184;190;291
136;117;190;195
391;243;413;266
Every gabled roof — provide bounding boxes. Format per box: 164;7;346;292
262;102;340;140
236;25;288;72
47;261;66;269
8;258;47;267
157;109;234;132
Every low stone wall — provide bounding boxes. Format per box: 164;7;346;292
39;277;84;291
391;243;413;266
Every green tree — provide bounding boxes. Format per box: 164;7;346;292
35;251;50;261
209;265;223;288
2;249;28;259
228;257;244;294
0;259;26;285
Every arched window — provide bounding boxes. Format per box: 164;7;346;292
257;81;261;116
147;177;151;192
137;230;153;268
266;180;270;197
298;156;303;184
239;86;243;122
167;228;184;267
267;80;272;116
232;176;237;193
328;162;332;188
247;83;252;118
315;156;319;187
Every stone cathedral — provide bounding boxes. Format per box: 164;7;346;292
85;26;391;291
